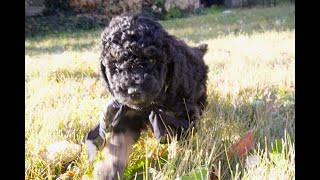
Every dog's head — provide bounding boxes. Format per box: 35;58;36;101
99;14;171;110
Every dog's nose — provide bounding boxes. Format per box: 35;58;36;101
128;87;141;98
132;74;143;84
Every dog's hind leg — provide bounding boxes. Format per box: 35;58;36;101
93;130;140;180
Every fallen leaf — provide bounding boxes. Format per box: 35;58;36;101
57;169;79;180
65;170;76;177
227;129;255;160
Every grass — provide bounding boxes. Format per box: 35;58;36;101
25;2;295;180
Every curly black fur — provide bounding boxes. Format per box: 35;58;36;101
86;13;208;180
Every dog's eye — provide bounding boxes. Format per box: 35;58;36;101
149;59;156;64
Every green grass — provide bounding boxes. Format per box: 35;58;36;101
25;3;295;180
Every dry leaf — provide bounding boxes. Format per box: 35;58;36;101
57;169;79;180
227;129;255;160
65;170;76;177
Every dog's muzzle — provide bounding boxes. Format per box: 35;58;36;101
128;87;142;99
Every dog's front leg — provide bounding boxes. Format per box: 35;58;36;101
93;130;140;180
149;109;195;143
85;99;122;162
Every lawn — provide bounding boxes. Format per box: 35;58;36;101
25;3;295;180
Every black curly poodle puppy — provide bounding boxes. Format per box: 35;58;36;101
85;13;208;179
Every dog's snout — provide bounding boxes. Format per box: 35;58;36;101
132;74;143;84
128;87;141;98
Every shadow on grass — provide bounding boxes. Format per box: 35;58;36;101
25;42;98;56
25;3;294;55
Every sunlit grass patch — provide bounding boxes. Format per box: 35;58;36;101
25;51;107;179
203;30;295;98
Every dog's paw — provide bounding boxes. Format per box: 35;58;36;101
93;160;124;180
85;140;98;163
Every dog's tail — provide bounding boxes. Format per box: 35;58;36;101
195;44;208;57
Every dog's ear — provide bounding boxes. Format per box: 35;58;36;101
100;59;114;97
195;44;208;57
